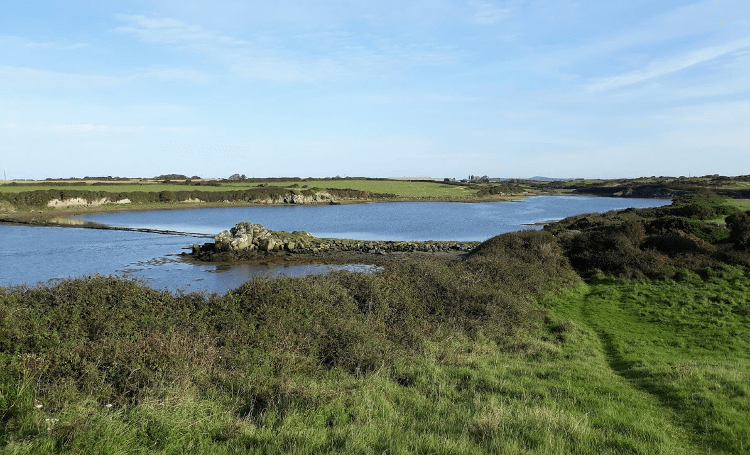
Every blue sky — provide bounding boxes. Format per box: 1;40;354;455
1;0;749;179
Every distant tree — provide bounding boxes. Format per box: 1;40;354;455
155;174;188;180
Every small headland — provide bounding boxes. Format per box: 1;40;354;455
187;221;479;264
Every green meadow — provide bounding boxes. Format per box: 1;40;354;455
263;180;480;198
2;192;750;454
0;179;482;199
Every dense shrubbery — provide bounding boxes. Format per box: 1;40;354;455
0;231;577;422
474;184;522;197
546;193;749;278
0;186;397;208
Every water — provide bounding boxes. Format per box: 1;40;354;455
73;196;668;241
1;197;669;293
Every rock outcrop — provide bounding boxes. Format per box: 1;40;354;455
47;197;132;208
189;222;479;262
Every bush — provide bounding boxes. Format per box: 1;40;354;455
0;231;579;412
158;191;177;202
726;210;750;250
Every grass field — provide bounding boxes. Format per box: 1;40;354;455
726;198;750;211
264;180;481;198
0;182;217;193
0;179;482;199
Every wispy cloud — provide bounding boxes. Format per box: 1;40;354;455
114;15;247;47
588;36;750;91
0;66;120;87
139;66;210;83
522;0;750;86
0;65;210;88
25;41;88;50
468;0;514;25
0;35;88;50
114;14;455;83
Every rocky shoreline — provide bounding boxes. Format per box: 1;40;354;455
187;221;479;262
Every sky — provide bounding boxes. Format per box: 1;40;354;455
1;0;749;180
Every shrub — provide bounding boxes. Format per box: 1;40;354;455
726;210;750;250
158;191;177;202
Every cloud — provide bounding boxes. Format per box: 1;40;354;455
0;66;120;88
24;41;88;50
114;14;248;48
0;35;89;50
521;0;750;85
588;36;750;91
138;67;210;83
468;0;514;24
0;64;210;89
114;14;455;83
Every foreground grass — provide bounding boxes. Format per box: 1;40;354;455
545;269;750;454
2;318;704;454
4;269;747;453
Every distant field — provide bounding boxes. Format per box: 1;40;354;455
726;199;750;211
0;179;482;199
0;183;207;193
265;180;480;198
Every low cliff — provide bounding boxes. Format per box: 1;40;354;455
189;222;479;262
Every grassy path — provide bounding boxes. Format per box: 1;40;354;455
547;271;750;454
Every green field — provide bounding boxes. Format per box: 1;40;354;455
265;180;481;198
0;179;482;199
727;198;750;211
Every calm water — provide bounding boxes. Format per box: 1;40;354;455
1;197;669;293
74;196;669;241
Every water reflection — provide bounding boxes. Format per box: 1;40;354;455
120;260;382;293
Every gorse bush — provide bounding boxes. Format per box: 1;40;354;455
547;193;748;278
726;210;750;250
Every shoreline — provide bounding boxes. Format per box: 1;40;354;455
0;194;532;231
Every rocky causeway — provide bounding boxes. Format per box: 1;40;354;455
187;221;479;263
